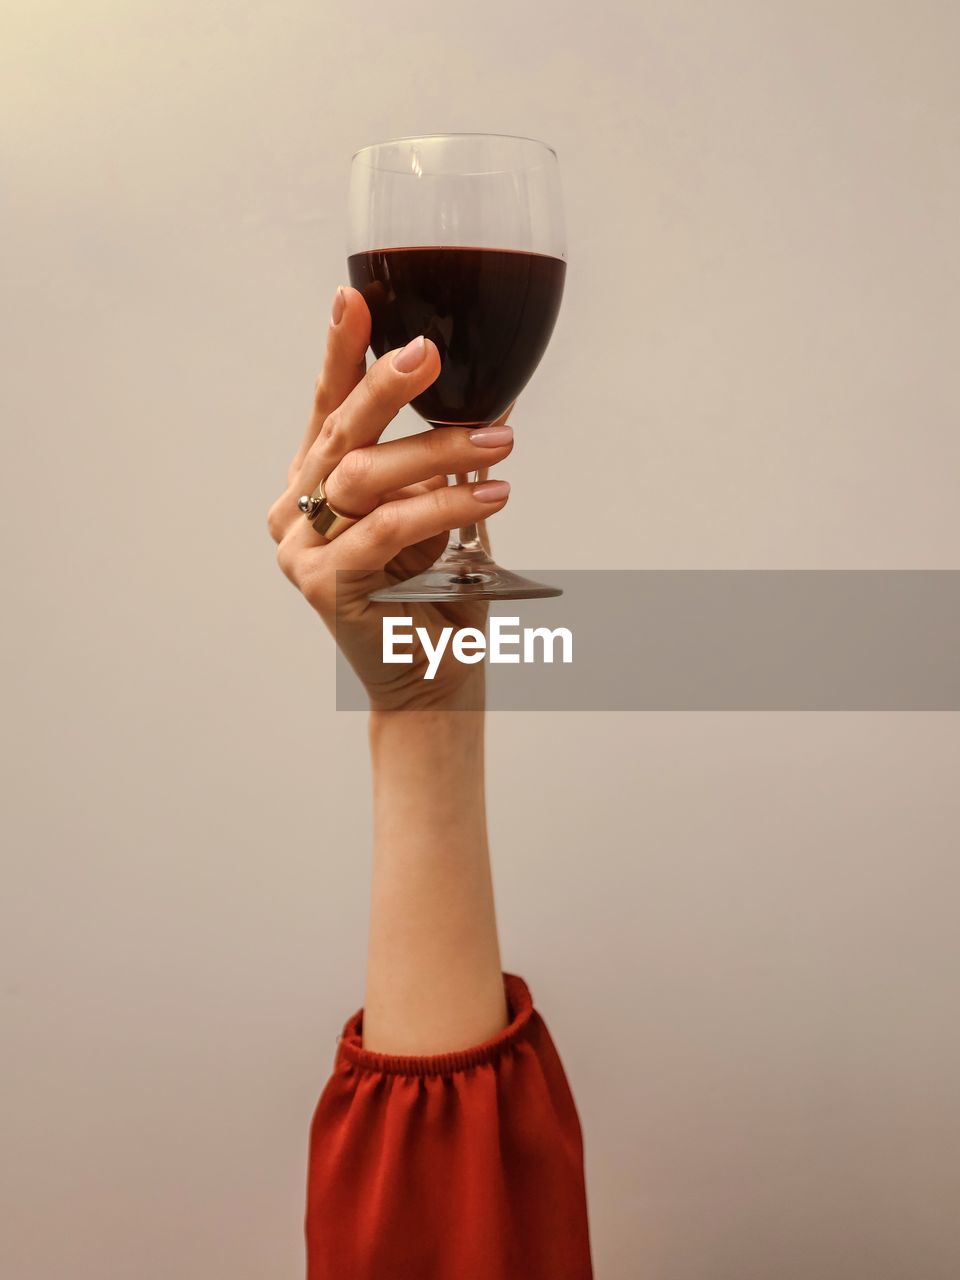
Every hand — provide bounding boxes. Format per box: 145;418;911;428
268;287;514;710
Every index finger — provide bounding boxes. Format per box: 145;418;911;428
289;285;372;478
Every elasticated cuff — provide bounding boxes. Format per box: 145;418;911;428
335;973;534;1077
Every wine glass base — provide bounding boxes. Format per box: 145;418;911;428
369;560;562;603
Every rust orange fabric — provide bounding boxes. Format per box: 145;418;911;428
305;974;593;1278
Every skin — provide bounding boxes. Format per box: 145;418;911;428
268;286;509;1052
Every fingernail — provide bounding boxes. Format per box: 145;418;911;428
472;479;511;502
468;425;513;448
392;334;427;372
331;286;345;326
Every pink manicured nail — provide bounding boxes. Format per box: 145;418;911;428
472;479;511;502
393;334;427;372
331;286;345;326
468;425;513;448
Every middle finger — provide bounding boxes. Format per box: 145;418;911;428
325;424;514;517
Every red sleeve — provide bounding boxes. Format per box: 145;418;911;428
305;973;593;1280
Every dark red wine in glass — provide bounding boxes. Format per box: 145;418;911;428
347;246;565;428
348;134;566;602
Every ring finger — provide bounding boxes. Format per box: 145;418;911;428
324;423;514;518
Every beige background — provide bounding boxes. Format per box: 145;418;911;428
2;1;959;1276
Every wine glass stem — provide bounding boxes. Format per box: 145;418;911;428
448;472;484;554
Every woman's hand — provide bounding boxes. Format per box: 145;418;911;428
268;286;514;710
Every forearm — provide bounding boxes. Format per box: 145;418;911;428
362;707;507;1054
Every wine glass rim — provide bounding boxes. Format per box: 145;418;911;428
352;132;558;168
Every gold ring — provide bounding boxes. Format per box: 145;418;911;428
297;476;359;540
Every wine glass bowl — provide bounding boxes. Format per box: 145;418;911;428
347;134;566;602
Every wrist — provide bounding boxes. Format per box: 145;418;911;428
368;708;486;822
369;706;485;765
366;666;486;715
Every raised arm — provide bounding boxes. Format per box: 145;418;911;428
268;286;592;1279
267;285;514;1049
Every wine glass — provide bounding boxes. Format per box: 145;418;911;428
346;133;566;602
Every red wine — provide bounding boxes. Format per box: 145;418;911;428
347;246;565;426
